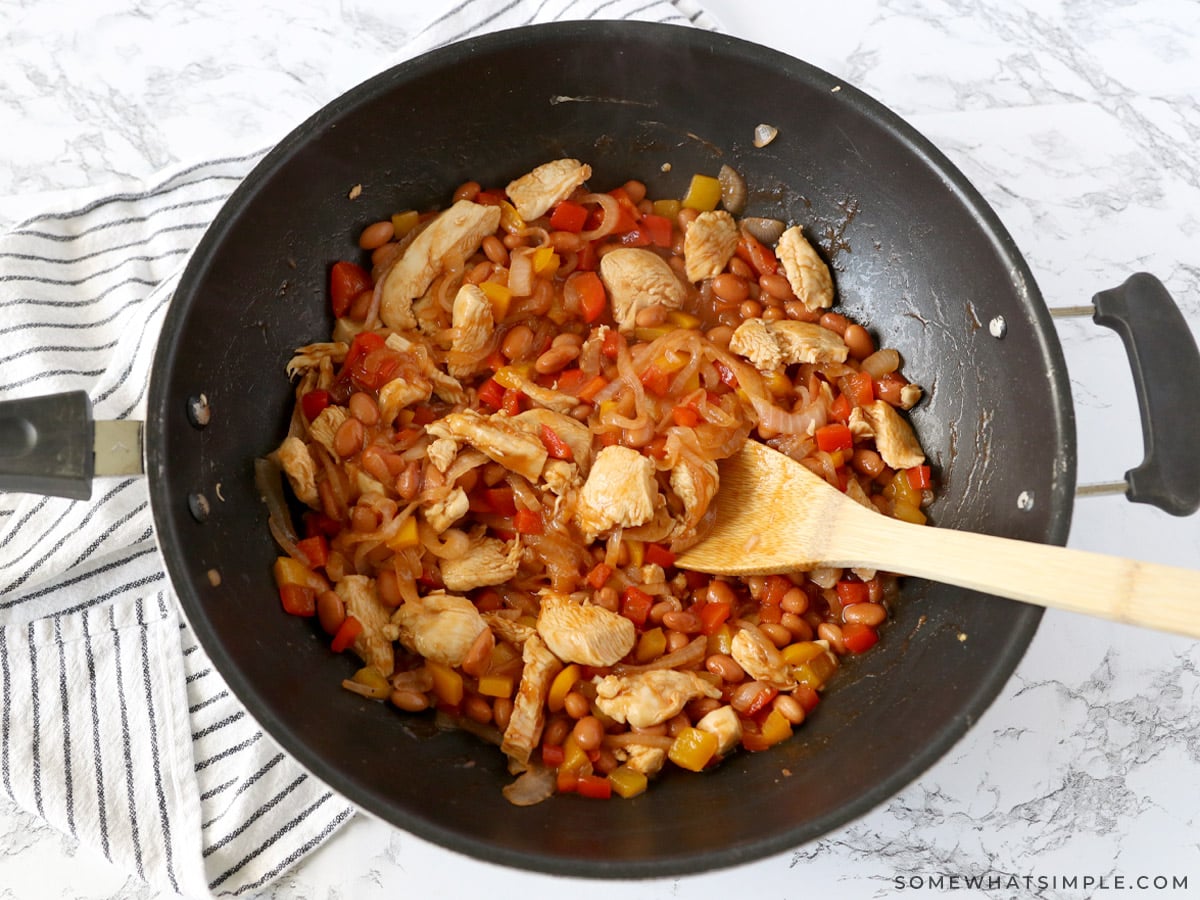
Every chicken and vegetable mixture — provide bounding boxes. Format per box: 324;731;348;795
267;158;933;803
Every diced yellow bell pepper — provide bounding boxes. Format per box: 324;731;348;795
765;370;793;397
547;663;580;713
707;624;734;657
883;470;919;507
499;201;525;234
652;198;682;219
793;651;838;691
782;641;827;667
477;672;514;698
272;556;326;592
633;325;674;342
488;641;520;671
560;734;591;776
624;539;645;567
666;310;702;329
758;708;793;747
532;246;560;277
892;500;927;526
681;174;722;212
385;515;420;551
426;660;464;706
478;280;512;321
348;666;391;700
668;726;719;772
391;209;420;237
635;627;667;664
492;364;533;390
608;765;649;799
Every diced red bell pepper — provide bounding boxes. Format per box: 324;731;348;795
477;376;506;410
301;389;331;421
644;542;676;569
576;774;613;799
330;615;363;652
698;600;732;634
541;742;566;767
329;261;372;318
502;387;524;416
540;424;575;461
513;508;544;535
473;189;507;207
549;199;589;233
641;214;673;248
295;535;329;570
577;374;609;403
278;584;317;617
639;364;670;397
712;358;739;388
841;622;879;654
835;580;871;607
576;240;599;272
839;371;875;408
568;270;607;324
304;511;342;539
906;465;933;491
556;768;580;794
815;423;854;454
671;404;701;428
601;329;622;359
829;392;853;425
735;231;779;276
793;683;821;713
483;487;518;517
586;563;613;590
620;586;654;628
744;684;778;717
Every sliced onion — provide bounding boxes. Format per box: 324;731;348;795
611;635;707;675
578;192;621;242
740;216;786;245
861;348;900;379
751;395;827;435
502;764;557;807
508;247;534;297
255;457;301;554
718;164;748;216
603;732;676;750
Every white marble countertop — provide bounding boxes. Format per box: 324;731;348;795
2;0;1199;898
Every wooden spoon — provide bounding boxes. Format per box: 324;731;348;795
675;440;1199;639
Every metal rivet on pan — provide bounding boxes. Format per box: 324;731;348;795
1017;490;1035;511
989;316;1008;339
187;393;212;428
188;492;211;522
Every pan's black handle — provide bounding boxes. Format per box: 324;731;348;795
1092;273;1200;516
0;390;95;501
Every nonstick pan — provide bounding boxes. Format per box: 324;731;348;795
3;20;1197;878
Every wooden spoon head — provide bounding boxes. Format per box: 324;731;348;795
676;440;869;575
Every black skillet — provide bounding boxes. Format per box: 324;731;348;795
2;21;1198;878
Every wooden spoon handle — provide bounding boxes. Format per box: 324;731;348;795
839;515;1200;638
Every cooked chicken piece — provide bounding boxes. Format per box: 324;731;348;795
393;591;488;667
573;445;660;542
443;448;490;485
769;320;848;365
599;248;687;331
592;670;722;729
667;450;719;542
336;575;394;676
536;591;635;667
427;437;458;474
695;705;743;756
728;318;782;372
493;368;578;415
511;408;594;474
447;284;494;379
506;159;592;221
683;210;739;282
731;626;796;690
776;225;834;312
383;331;466;405
426;409;547;482
423;487;468;533
483;612;537;647
730;318;847;373
308;405;351;459
849;400;925;469
845;475;876;511
899;383;923;410
356;471;387;498
618;744;668;777
502;634;562;766
377;375;433;425
276;436;319;507
380;200;502;330
541;460;583;497
440;534;522;592
286;342;347;381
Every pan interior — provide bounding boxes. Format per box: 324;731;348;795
147;21;1072;877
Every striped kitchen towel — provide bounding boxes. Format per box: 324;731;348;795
0;2;717;897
